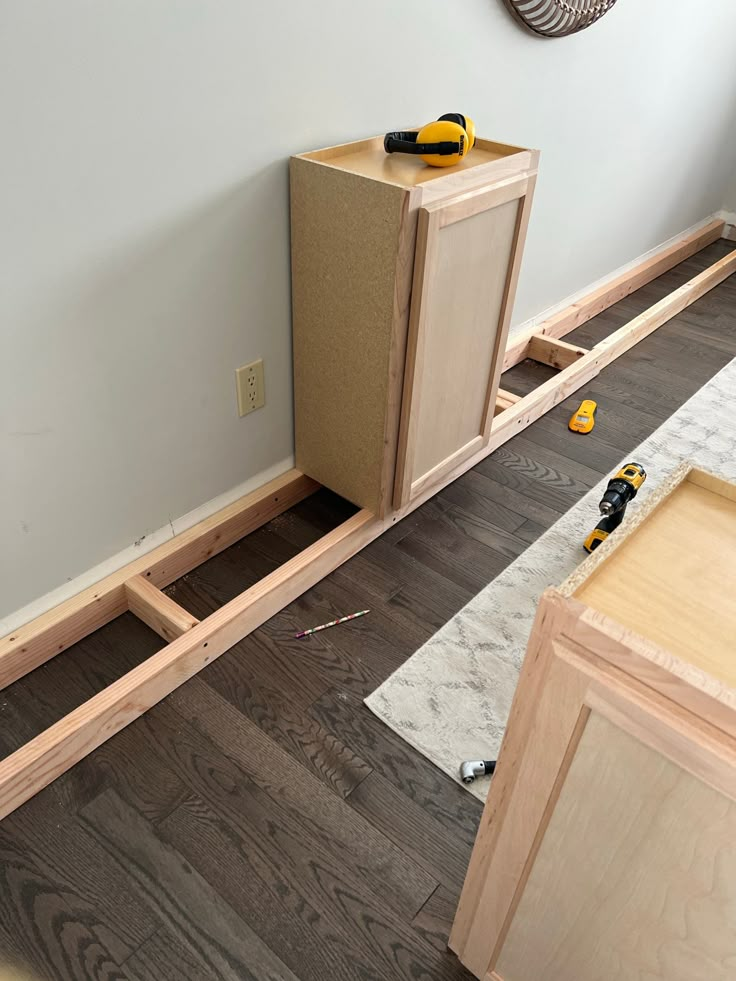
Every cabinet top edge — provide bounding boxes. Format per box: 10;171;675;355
292;134;538;189
557;462;736;699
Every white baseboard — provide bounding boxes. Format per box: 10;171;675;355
509;212;728;338
5;210;733;637
720;209;736;241
0;455;295;636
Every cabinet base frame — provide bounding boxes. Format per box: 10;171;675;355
0;226;734;821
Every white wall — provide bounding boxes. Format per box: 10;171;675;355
725;172;736;215
3;0;736;618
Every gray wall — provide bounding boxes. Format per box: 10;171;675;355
3;0;736;616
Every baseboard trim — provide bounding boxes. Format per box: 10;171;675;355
721;210;736;242
0;455;296;636
508;212;726;344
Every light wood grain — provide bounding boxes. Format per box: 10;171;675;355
527;334;588;369
378;187;423;516
410;198;520;482
585;680;736;801
394;191;524;504
502;218;726;370
575;477;736;688
0;509;381;821
392;207;441;508
490;247;736;450
453;472;736;980
450;591;583;976
480;177;537;441
567;604;736;742
409;436;485;502
437;176;528;227
124;575;199;642
496;712;736;981
0;470;317;690
298;134;528;189
494;390;521;416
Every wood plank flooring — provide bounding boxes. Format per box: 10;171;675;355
1;239;734;980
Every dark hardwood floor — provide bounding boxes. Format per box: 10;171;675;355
1;239;735;980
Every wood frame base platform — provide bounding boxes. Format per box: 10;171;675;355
1;220;735;820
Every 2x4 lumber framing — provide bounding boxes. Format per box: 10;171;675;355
125;575;199;642
0;470;318;691
0;238;734;822
0;509;380;819
502;218;725;371
492;247;736;443
527;335;588;370
494;388;522;416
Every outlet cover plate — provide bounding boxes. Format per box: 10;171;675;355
235;360;265;417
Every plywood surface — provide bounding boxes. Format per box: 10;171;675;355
291;158;406;511
575;475;736;688
497;712;736;981
411;198;520;482
300;135;521;187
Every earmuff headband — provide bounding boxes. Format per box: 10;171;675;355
384;131;462;156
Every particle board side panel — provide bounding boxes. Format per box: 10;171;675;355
290;158;409;512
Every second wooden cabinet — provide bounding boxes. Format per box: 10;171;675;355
291;134;539;515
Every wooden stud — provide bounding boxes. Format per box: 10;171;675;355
490;247;736;449
494;389;521;416
0;509;381;821
527;334;588;370
502;218;725;370
124;575;199;642
0;470;318;690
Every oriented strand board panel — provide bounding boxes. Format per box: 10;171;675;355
497;712;736;981
300;136;523;187
411;198;520;482
574;475;736;687
291;157;406;511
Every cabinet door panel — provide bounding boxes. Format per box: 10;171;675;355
496;710;736;981
394;177;533;508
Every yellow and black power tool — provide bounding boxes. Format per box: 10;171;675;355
584;463;647;553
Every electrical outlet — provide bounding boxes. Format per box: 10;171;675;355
235;359;265;417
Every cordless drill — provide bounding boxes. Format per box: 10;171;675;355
584;463;647;553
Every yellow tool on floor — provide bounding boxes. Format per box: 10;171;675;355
584;462;647;553
569;399;598;433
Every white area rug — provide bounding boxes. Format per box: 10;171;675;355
365;358;736;801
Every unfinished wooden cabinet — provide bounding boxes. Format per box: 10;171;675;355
451;464;736;981
291;134;539;515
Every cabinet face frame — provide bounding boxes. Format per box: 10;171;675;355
490;652;736;981
450;589;736;981
393;175;536;509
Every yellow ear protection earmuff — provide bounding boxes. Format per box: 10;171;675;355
384;113;476;167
